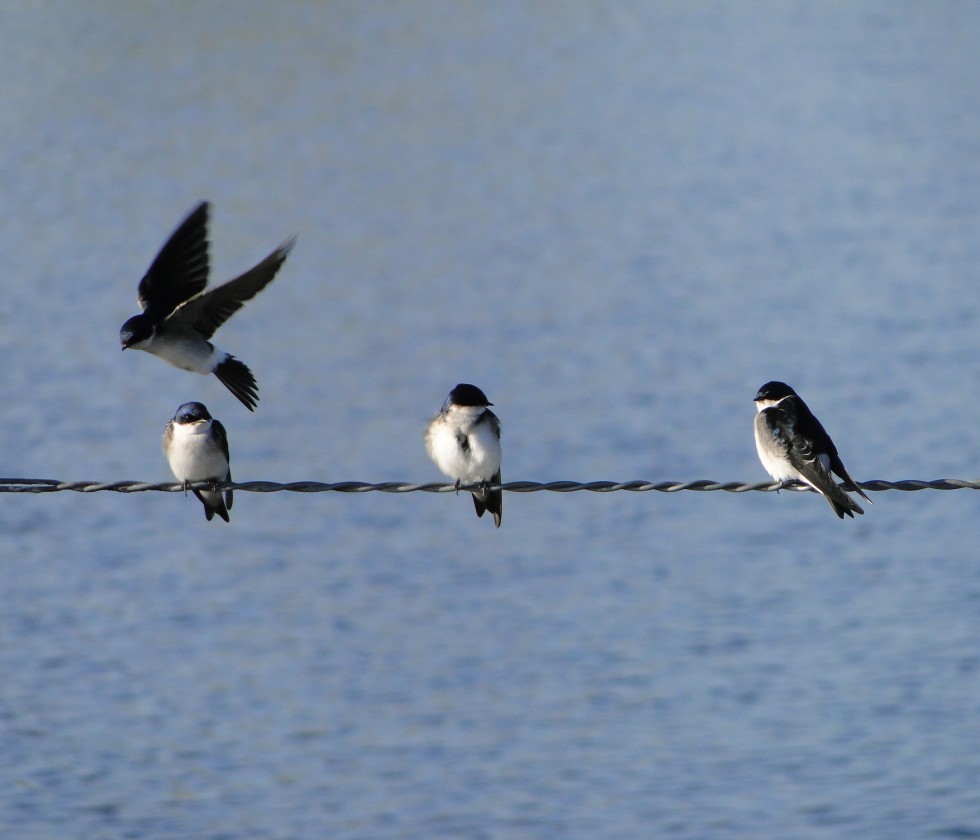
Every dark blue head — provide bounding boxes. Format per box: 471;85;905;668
173;402;213;425
445;383;492;411
754;381;797;403
120;314;154;349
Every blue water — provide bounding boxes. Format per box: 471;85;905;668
2;3;979;838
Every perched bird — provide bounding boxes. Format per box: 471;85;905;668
753;380;871;519
120;201;295;410
163;401;233;522
425;383;503;527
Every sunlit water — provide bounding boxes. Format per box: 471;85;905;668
2;4;979;838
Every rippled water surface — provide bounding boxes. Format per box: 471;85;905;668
2;3;980;838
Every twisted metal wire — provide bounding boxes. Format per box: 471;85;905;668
0;477;978;494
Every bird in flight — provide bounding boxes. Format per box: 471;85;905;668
120;201;295;410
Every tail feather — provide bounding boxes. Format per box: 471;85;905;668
214;355;258;411
797;461;864;520
825;484;864;519
471;471;502;528
193;488;231;522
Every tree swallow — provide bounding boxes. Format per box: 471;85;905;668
120;202;295;411
162;401;233;522
425;383;502;528
753;380;871;519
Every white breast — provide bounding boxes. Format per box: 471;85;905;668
753;412;798;482
165;421;228;483
425;407;501;483
148;330;222;375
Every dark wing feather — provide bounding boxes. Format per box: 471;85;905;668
485;469;502;528
211;419;234;511
171;235;295;339
484;409;501;440
472;412;502;527
780;399;863;518
212;419;231;465
137;202;210;319
829;453;873;505
794;397;872;505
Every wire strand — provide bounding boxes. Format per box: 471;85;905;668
0;478;978;494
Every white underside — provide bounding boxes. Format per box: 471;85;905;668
756;446;799;483
165;420;229;482
754;416;831;486
425;408;501;483
137;330;224;375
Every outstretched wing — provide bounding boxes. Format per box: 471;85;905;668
170;235;296;339
137;202;210;319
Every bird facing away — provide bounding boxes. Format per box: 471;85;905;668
425;383;503;527
163;401;233;522
120;201;295;410
753;380;871;519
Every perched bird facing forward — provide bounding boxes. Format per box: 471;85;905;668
163;401;233;523
425;383;503;527
753;380;871;519
120;201;295;410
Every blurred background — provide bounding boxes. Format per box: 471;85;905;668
1;3;978;838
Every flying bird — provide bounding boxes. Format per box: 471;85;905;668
753;380;871;519
425;383;503;527
120;201;295;410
